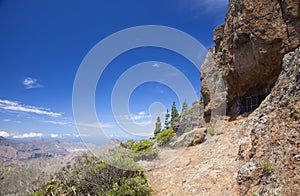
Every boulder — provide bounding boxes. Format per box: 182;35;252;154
170;128;207;148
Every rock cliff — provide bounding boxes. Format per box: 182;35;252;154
237;46;300;195
199;0;300;194
201;0;300;120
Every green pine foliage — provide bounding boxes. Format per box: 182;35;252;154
171;101;179;121
181;100;188;113
154;116;162;136
164;109;170;130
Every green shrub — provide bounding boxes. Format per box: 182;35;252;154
156;129;176;145
120;139;135;149
131;140;156;161
105;149;143;171
259;160;273;174
208;128;215;136
131;139;154;152
31;153;151;195
118;139;156;162
107;176;151;196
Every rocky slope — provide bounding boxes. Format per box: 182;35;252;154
146;121;245;195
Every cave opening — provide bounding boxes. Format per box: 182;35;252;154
237;94;267;114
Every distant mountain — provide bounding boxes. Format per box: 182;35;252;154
0;137;94;161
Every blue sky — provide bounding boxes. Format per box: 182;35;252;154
0;0;228;144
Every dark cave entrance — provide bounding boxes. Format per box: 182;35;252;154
237;94;267;114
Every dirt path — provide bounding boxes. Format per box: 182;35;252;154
145;121;248;195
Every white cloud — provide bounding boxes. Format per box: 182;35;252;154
3;119;11;122
138;111;146;115
0;131;10;137
0;99;61;117
0;99;18;106
13;132;43;138
50;134;59;138
22;77;43;89
120;112;152;121
152;63;160;68
126;112;152;121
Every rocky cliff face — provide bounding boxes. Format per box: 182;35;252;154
199;0;300;195
201;0;300;120
237;46;300;195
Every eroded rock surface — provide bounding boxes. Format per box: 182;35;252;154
201;0;300;119
237;46;300;195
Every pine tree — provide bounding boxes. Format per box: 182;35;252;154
154;116;162;136
182;100;188;113
171;101;179;122
164;109;170;130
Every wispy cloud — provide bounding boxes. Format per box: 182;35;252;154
2;118;22;123
76;121;113;129
13;132;43;139
0;99;61;117
22;77;43;89
42;120;72;126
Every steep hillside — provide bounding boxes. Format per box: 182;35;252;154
146;47;299;195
